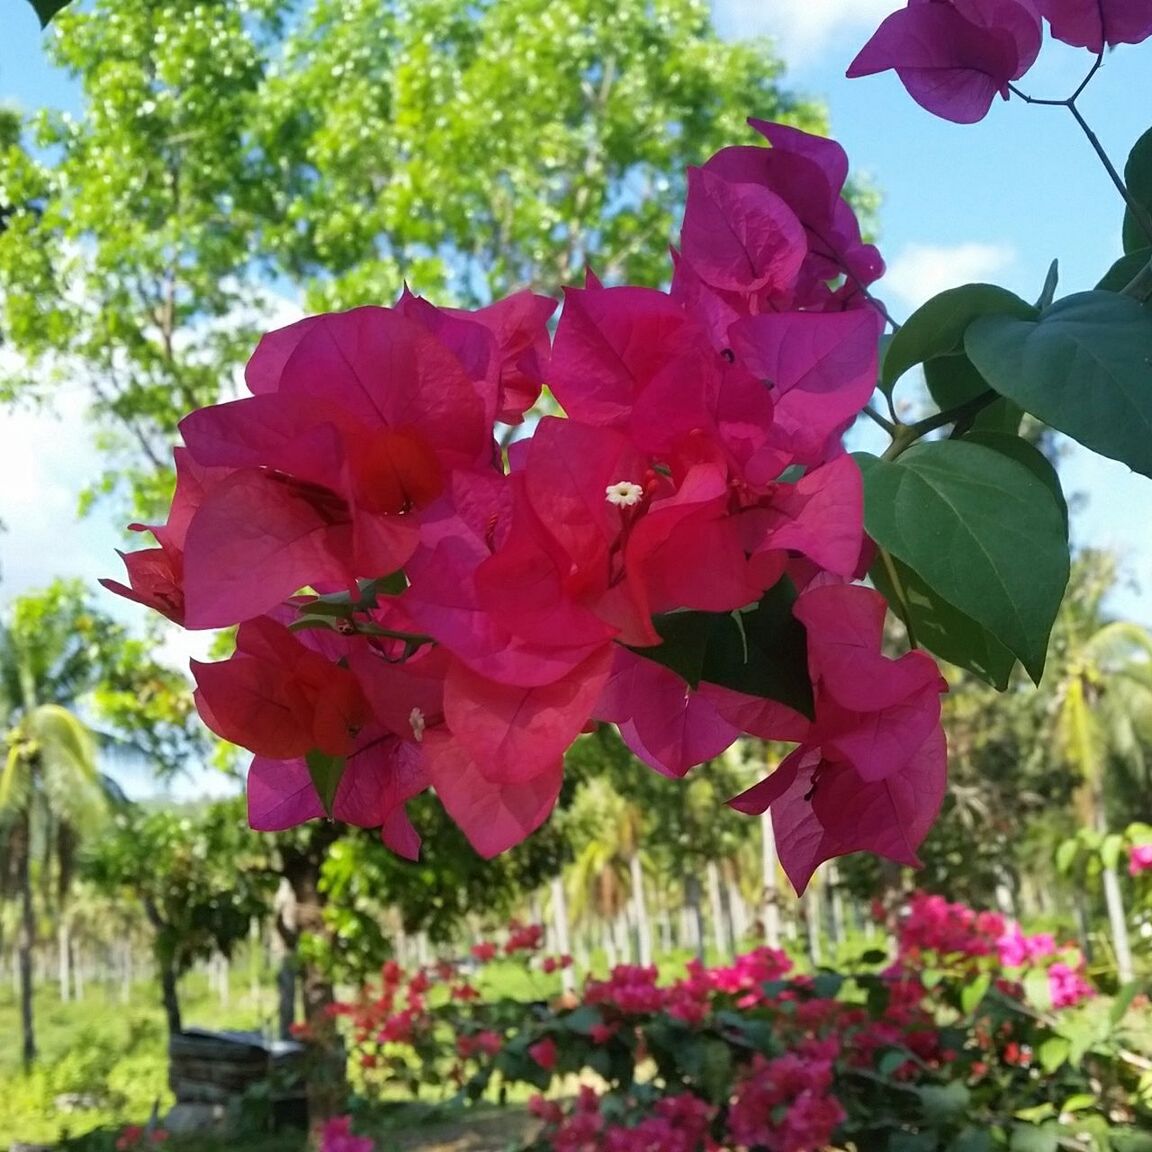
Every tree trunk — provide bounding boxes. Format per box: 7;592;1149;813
684;874;706;964
761;810;782;949
629;855;653;968
57;917;71;1003
15;813;37;1070
281;829;344;1148
159;956;183;1036
549;875;576;996
706;860;730;960
145;897;183;1036
1102;862;1134;983
273;877;300;1041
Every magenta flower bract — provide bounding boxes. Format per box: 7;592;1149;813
847;0;1044;124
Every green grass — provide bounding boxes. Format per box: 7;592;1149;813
0;964;282;1148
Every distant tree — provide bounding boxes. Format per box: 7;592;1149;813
83;799;274;1036
0;585;114;1069
0;0;825;519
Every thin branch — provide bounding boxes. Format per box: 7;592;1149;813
861;403;896;435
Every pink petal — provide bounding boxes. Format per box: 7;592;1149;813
444;647;613;784
1037;0;1152;51
680;167;807;295
549;286;706;426
423;731;562;858
730;307;883;467
247;756;325;830
182;469;361;629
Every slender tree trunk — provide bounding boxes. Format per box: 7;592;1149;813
761;810;782;949
159;956;183;1036
16;814;37;1070
57;917;71;1003
273;877;300;1041
144;897;184;1036
805;878;823;967
629;855;653;968
706;860;730;960
1102;862;1134;983
684;874;706;964
549;875;576;996
282;830;344;1149
827;863;846;952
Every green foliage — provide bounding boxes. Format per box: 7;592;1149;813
1123;127;1152;254
857;442;1069;684
83;799;274;977
27;0;73;26
0;0;821;520
966;291;1152;481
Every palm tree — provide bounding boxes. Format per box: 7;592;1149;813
1038;553;1152;983
0;586;116;1069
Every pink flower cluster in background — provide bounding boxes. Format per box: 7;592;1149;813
898;892;1093;1010
105;119;950;889
320;1116;375;1152
1129;844;1152;876
848;0;1152;123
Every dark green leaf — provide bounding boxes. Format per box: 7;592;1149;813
1009;1122;1058;1152
966;291;1152;480
305;749;345;817
960;431;1068;529
878;1048;909;1077
950;1129;994;1152
890;1134;937;1152
1097;247;1152;294
1123;126;1152;254
870;548;1017;689
882;283;1037;391
918;1081;971;1124
640;576;813;718
924;354;1024;434
27;0;72;26
1035;260;1059;310
857;443;1069;683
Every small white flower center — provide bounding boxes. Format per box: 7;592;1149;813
605;480;644;508
409;707;426;743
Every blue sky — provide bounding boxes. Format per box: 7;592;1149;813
0;0;1150;649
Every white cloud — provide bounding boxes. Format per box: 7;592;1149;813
713;0;901;66
881;242;1017;313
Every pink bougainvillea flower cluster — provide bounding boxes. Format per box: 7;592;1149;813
1128;843;1152;876
848;0;1152;123
105;120;948;890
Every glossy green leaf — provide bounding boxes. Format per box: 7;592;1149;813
923;355;1024;435
966;291;1152;479
27;0;72;26
918;1081;971;1124
640;577;813;718
857;442;1069;683
871;548;1017;689
960;431;1068;529
882;283;1037;392
950;1130;994;1152
1035;259;1059;309
1097;247;1152;294
1123;126;1152;254
305;749;345;818
1102;832;1124;872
